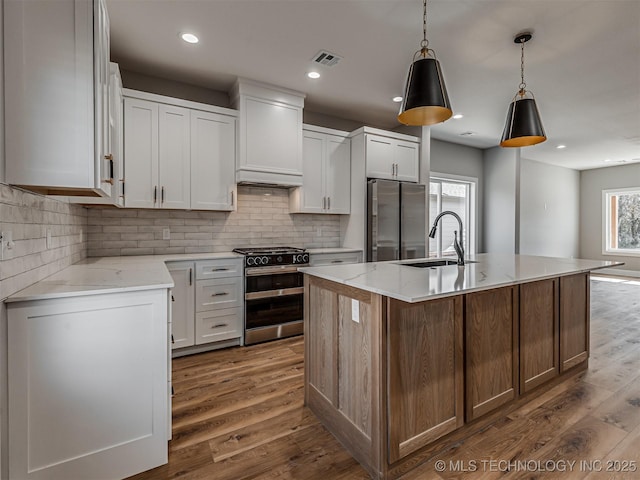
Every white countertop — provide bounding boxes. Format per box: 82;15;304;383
298;253;623;303
5;248;362;303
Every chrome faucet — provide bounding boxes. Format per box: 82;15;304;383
428;211;465;266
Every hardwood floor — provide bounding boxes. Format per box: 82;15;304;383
128;276;640;480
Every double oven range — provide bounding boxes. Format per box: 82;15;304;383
233;247;309;345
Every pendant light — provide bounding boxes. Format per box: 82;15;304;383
397;0;452;126
500;33;547;147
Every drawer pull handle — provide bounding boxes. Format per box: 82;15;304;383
211;292;228;297
210;268;229;272
331;260;344;263
212;323;228;329
171;334;175;344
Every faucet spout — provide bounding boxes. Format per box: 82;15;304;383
429;211;465;266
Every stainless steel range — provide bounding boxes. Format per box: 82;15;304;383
233;246;309;345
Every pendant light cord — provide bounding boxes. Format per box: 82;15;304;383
519;39;527;95
420;0;429;54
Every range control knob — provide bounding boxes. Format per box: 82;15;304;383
277;256;283;263
247;257;255;266
261;256;269;265
302;253;309;264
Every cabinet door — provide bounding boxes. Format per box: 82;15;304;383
124;98;158;208
158;105;191;209
190;110;236;211
465;287;518;421
387;296;464;462
168;262;195;349
365;135;395;180
560;273;590;371
296;131;326;213
242;96;303;175
520;279;559;393
394;140;419;183
4;0;98;193
325;135;351;214
94;0;112;197
109;63;124;207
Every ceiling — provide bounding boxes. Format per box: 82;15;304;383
107;0;640;171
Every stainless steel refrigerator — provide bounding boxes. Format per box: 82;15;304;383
367;179;426;262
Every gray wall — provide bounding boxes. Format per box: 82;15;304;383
483;147;520;253
520;158;580;258
121;69;231;107
430;139;484;253
580;163;640;271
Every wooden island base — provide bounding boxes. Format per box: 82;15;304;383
303;273;590;480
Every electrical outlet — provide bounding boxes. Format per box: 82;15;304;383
79;228;83;244
163;228;171;240
316;227;322;236
1;231;14;260
46;229;52;249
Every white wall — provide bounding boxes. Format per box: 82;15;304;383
430;139;484;252
580;163;640;271
483;147;519;253
520;158;580;258
1;0;4;183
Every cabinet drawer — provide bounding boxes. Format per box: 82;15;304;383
195;259;243;280
309;252;363;266
195;308;242;345
195;277;242;312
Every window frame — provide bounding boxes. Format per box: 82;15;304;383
602;187;640;257
429;172;478;258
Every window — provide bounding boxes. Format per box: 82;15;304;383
429;174;477;258
603;188;640;256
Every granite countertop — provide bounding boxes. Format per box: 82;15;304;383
298;253;624;303
5;248;362;303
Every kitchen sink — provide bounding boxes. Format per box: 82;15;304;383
398;259;477;268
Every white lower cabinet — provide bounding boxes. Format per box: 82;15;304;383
168;261;196;349
7;289;169;480
167;258;243;354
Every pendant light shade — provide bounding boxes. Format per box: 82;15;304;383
500;32;546;148
500;97;546;147
398;57;452;126
397;0;452;126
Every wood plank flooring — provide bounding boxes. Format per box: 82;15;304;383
128;276;640;480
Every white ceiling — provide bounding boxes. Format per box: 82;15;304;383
107;0;640;171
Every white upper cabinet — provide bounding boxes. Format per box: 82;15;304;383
231;79;305;186
123;90;237;211
158;105;191;210
290;125;351;214
109;63;125;207
4;0;113;196
190;110;236;211
124;97;160;209
362;128;420;183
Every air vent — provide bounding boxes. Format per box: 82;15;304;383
312;50;343;68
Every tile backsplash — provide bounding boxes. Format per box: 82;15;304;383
0;183;88;300
87;186;341;257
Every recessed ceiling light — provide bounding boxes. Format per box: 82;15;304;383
307;71;320;79
180;32;199;44
556;145;566;149
392;96;403;103
452;114;464;119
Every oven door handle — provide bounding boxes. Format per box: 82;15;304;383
245;287;304;300
245;265;306;276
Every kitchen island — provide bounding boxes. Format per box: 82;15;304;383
299;253;622;480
